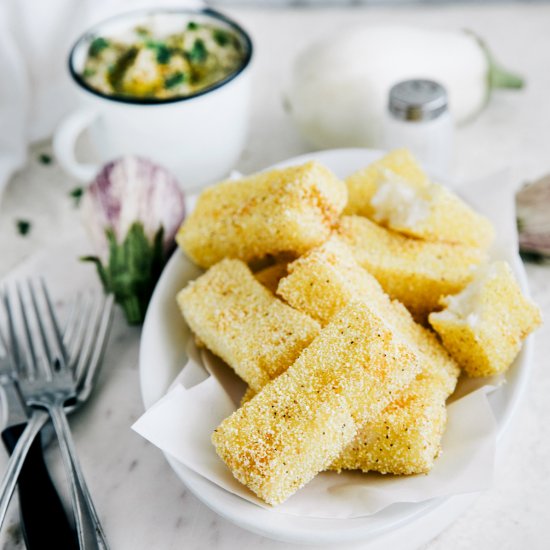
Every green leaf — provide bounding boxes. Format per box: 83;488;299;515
164;72;186;88
187;21;199;31
69;186;84;207
81;223;167;325
38;153;53;165
89;37;110;58
15;219;32;236
187;39;207;63
156;44;171;65
213;29;231;47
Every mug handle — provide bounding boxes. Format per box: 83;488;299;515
53;108;100;182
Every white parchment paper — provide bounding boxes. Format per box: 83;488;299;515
133;171;519;518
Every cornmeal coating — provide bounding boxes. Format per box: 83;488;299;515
345;149;429;218
176;162;347;268
339;215;486;322
177;259;320;391
330;372;448;475
369;178;495;249
212;301;423;505
254;262;288;294
429;261;542;377
277;237;459;473
277;235;388;325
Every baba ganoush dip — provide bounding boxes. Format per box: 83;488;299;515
81;20;245;100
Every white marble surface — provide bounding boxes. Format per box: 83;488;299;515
1;3;549;549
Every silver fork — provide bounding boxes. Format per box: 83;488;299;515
3;281;112;550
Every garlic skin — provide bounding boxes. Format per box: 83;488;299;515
82;156;185;261
516;174;550;259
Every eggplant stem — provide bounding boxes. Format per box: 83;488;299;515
489;60;524;90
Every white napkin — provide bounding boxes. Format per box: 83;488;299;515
132;171;522;518
0;0;205;199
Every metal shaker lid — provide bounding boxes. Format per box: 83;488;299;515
388;80;448;121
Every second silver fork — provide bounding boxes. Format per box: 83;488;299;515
5;281;112;550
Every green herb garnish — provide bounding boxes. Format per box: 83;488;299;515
165;72;186;88
82;68;96;78
16;219;32;236
187;21;199;31
187;39;207;63
89;37;110;57
213;29;231;47
81;222;165;325
38;153;53;165
69;187;84;207
155;44;171;64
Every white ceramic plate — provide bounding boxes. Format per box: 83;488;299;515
139;149;533;546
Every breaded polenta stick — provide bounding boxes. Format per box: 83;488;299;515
429;261;542;377
212;301;423;505
369;178;495;249
345;149;429;218
176;162;347;268
339;216;487;322
331;370;448;475
177;259;320;392
276;237;459;473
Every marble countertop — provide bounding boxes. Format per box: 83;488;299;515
1;3;549;549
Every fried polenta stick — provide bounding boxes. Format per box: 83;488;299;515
276;237;459;473
369;178;495;249
212;301;423;505
429;261;542;377
339;216;487;322
345;149;429;218
176;162;347;268
177;259;320;392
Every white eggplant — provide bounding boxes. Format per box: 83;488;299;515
286;25;523;148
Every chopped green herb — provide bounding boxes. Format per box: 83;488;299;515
187;39;207;63
16;219;32;236
165;72;186;88
187;21;199;31
69;186;84;207
82;68;96;78
38;153;53;165
155;44;171;64
213;29;231;47
89;37;110;58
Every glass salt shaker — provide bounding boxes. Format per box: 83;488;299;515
382;79;454;178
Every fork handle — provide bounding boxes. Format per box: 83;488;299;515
2;421;78;550
0;411;48;529
48;404;109;550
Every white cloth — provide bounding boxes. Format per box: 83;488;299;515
0;0;205;199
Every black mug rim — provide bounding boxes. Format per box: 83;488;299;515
68;7;253;106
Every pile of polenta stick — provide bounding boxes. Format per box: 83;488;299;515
175;150;541;506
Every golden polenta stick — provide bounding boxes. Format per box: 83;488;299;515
330;370;448;475
177;259;321;391
277;237;459;473
339;215;487;322
368;178;495;249
212;301;423;505
176;161;347;268
429;261;542;377
345;149;429;218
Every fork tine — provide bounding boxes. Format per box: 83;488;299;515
67;293;93;368
39;278;68;366
2;290;22;372
27;280;54;366
76;294;114;400
14;284;39;377
73;294;103;385
63;292;83;350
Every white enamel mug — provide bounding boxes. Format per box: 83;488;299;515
53;8;253;190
